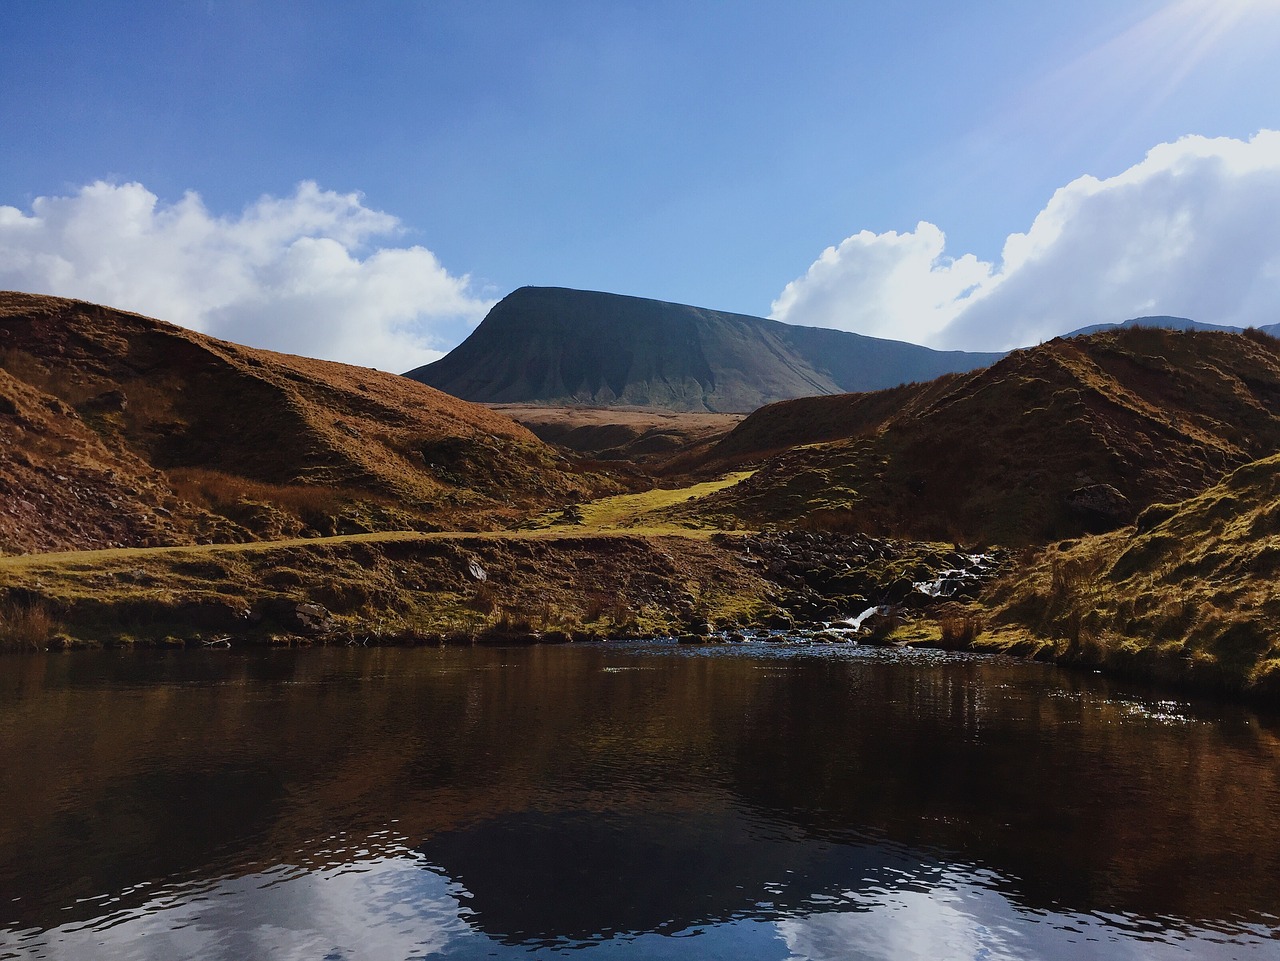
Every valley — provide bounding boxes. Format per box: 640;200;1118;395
3;290;1280;702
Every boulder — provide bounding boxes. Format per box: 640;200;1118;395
81;389;128;412
1066;483;1134;531
262;598;337;635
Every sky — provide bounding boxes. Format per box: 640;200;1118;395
2;0;1279;370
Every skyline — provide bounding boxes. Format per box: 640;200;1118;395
2;0;1280;369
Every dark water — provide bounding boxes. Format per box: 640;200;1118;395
1;642;1278;960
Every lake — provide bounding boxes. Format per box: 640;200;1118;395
1;642;1278;960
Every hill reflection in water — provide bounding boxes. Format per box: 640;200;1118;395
1;643;1278;959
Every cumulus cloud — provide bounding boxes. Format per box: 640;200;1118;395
0;181;494;370
770;222;993;346
772;131;1280;350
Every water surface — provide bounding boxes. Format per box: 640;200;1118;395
1;642;1278;959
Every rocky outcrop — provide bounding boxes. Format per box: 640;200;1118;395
721;530;1005;625
1066;483;1134;532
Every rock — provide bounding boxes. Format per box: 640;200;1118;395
292;603;336;634
81;389;128;412
763;610;795;629
1066;483;1133;531
467;559;488;582
264;599;337;635
884;577;916;603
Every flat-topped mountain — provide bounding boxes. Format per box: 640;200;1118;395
405;286;1004;413
0;292;602;554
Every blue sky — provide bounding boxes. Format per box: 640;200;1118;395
2;0;1279;368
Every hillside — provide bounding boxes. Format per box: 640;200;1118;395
674;327;1280;545
406;286;1003;413
0;292;604;554
979;452;1280;697
490;405;741;464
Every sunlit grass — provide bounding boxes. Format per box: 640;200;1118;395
531;470;756;532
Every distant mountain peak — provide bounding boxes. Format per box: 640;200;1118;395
406;286;1003;413
1065;315;1245;338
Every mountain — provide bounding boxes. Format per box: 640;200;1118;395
674;327;1280;545
1065;315;1238;337
1065;315;1280;338
405;286;1004;413
0;292;602;554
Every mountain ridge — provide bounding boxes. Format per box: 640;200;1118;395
1062;315;1280;338
670;326;1280;545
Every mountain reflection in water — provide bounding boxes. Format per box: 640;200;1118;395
1;642;1278;960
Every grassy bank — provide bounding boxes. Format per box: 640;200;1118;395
0;529;779;649
959;454;1280;701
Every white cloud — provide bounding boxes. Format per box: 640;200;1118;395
772;131;1280;350
0;181;494;370
770;222;993;346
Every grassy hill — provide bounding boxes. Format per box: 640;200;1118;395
674;327;1280;545
978;452;1280;697
407;286;1002;413
0;292;606;554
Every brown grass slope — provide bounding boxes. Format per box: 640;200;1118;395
0;531;777;649
491;404;742;465
0;292;603;554
676;327;1280;545
980;452;1280;697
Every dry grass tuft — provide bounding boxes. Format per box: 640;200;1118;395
938;611;983;648
167;468;348;519
0;599;59;650
467;582;500;615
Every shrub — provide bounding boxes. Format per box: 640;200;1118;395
580;590;637;632
0;599;58;650
466;582;499;614
938;612;982;647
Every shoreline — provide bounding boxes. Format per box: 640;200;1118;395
2;527;1277;706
